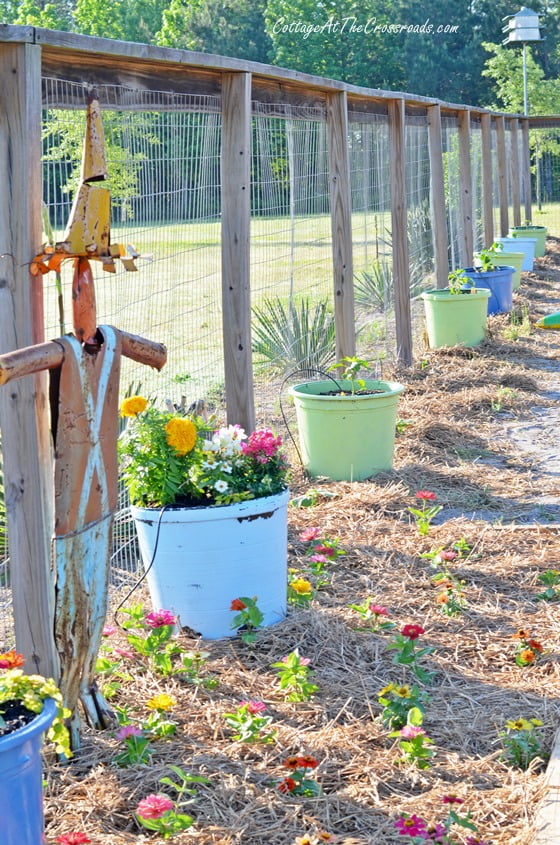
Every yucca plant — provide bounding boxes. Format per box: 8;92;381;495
354;260;393;312
251;297;336;373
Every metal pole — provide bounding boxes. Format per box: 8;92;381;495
523;42;528;116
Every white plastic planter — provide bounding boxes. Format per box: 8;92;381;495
131;489;289;639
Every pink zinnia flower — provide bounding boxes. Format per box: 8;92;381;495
113;647;136;660
241;428;282;462
399;725;426;739
401;623;425;640
102;625;117;636
369;604;389;616
299;527;321;542
56;835;91;845
144;609;176;628
241;700;267;714
282;654;310;666
394;814;427;837
136;793;174;819
415;490;437;501
439;550;458;561
115;725;143;740
308;554;329;564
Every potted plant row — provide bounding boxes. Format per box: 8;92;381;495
119;398;290;639
289;357;405;482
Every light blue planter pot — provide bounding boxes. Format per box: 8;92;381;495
495;236;536;271
0;697;56;845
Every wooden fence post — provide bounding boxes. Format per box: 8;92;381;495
388;98;412;366
221;72;255;431
458;110;474;266
0;43;58;678
327;91;355;362
521;118;532;222
496;115;509;236
427;105;448;288
480;113;494;247
509;119;522;227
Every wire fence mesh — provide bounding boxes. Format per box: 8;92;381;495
0;73;529;649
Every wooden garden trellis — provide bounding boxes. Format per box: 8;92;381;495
0;23;552;705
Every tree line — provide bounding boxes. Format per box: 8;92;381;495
4;0;560;111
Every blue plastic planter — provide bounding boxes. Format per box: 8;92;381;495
462;266;514;315
0;697;56;845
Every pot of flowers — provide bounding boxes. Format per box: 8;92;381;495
288;357;405;482
461;249;514;315
421;271;491;349
0;651;71;845
119;397;290;639
509;222;547;258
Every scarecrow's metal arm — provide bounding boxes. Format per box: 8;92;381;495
0;329;167;386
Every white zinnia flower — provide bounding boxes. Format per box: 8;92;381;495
214;479;229;493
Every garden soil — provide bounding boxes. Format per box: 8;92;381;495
44;243;560;845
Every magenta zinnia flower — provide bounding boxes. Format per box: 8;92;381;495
439;550;458;561
308;553;329;564
442;794;464;804
415;490;437;501
115;725;143;740
56;835;91;845
394;814;427;837
136;793;174;819
144;609;176;628
240;428;282;462
241;700;267;714
299;527;321;542
312;544;336;557
102;625;117;636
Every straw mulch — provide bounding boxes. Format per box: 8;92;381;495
44;248;560;845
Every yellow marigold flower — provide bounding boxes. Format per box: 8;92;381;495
291;578;313;595
120;395;148;417
165;417;197;455
146;693;177;712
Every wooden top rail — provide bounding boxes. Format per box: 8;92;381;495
0;24;532;122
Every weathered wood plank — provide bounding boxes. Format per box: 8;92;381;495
480;113;494;247
427;105;448;288
534;728;560;844
221;73;255;431
327;91;355;362
509;119;522;227
496;115;509;237
0;43;58;678
521;118;532;223
388;98;412;366
458;110;474;266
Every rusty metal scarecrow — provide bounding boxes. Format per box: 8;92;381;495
0;91;166;747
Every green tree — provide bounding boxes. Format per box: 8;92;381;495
264;0;404;89
482;41;560;115
11;0;73;28
156;0;272;64
73;0;169;42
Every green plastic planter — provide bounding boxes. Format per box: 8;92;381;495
509;225;547;258
288;379;405;481
421;288;491;349
489;251;524;290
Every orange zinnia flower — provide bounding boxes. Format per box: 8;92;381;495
519;648;536;664
296;755;319;769
528;639;544;653
0;649;25;669
278;777;296;793
230;598;247;611
284;756;301;769
513;628;530;640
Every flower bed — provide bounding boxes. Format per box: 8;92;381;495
39;260;560;844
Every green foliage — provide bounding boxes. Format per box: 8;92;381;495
327;356;372;395
271;649;318;701
251;296;336;373
354;260;392;312
157;0;272;63
377;683;430;731
482;42;560;117
499;718;547;770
